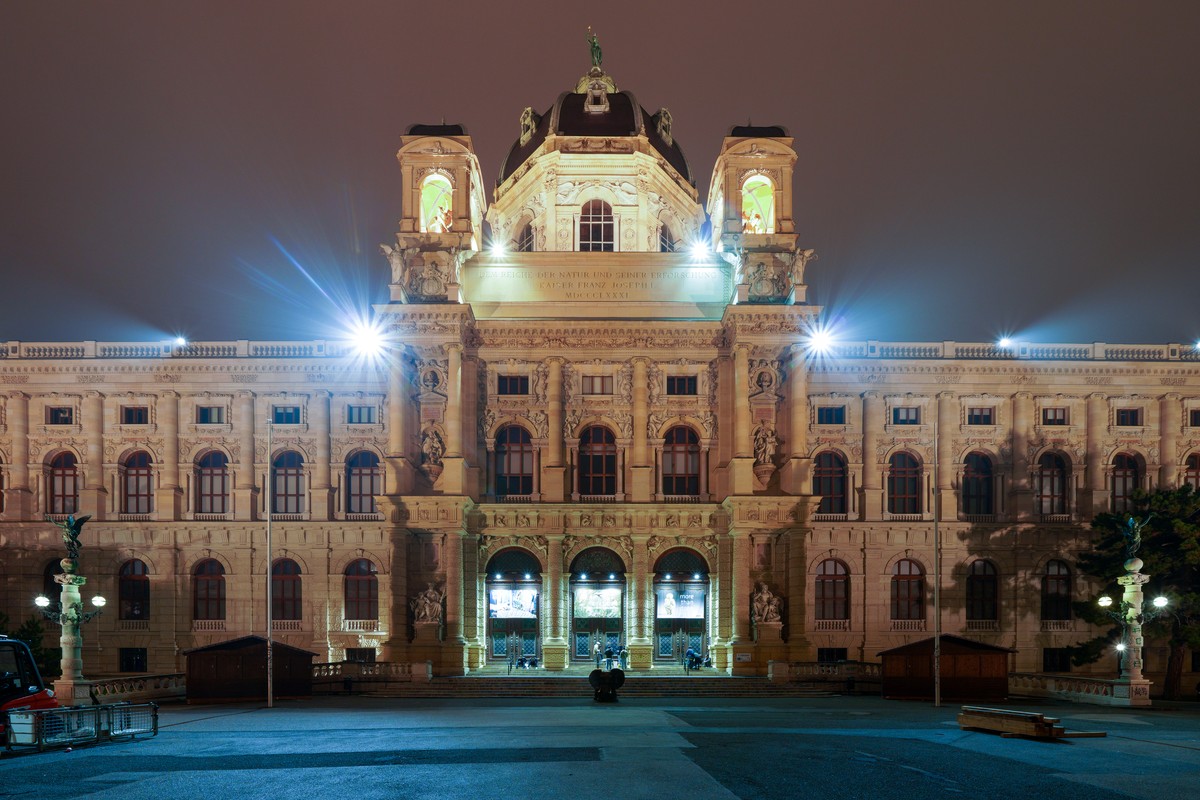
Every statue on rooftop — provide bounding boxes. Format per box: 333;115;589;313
587;27;603;69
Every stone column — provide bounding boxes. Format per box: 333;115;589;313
461;533;483;669
728;529;754;673
1160;394;1180;488
80;391;107;519
778;344;810;494
311;391;332;520
1114;557;1153;706
4;393;33;518
629;535;652;669
542;534;568;669
1084;392;1109;517
860;392;884;520
1011;392;1033;521
542;358;566;501
156;391;181;520
936;392;957;518
630;358;652;501
441;530;467;675
437;344;466;494
51;572;96;705
730;345;754;494
386;354;414;496
234;391;257;520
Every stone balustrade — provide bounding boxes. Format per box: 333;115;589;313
88;673;186;704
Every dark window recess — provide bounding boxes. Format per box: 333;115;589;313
1042;407;1068;425
119;648;148;673
1043;648;1072;673
346;648;376;663
47;407;74;425
196;406;225;424
1191;410;1200;427
666;376;697;396
892;407;920;425
346;405;375;424
966;407;994;426
1116;408;1142;426
816;406;846;425
273;406;301;425
817;648;848;663
582;375;613;395
498;375;530;395
121;406;149;425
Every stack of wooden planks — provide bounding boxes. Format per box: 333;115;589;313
957;705;1106;739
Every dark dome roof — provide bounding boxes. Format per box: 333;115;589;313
499;89;693;185
406;123;468;136
728;124;789;138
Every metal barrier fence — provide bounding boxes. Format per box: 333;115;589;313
3;702;158;752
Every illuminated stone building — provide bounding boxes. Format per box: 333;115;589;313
2;60;1200;689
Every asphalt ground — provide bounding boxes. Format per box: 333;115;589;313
2;695;1198;799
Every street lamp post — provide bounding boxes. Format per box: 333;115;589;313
38;514;106;705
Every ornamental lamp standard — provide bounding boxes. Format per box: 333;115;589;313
37;514;105;704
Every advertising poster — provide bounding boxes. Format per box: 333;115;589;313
489;587;539;619
573;587;622;618
656;587;706;619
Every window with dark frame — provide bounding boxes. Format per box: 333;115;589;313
1041;560;1072;620
659;225;677;253
46;407;74;425
119;648;148;673
890;559;925;620
962;452;995;516
346;405;376;424
966;560;998;621
816;406;846;425
196;451;229;515
581;375;613;395
579;199;615;252
887;452;922;514
1185;454;1200;490
817;648;848;663
1191;410;1200;427
272;451;305;514
665;376;697;396
497;375;530;395
516;223;535;252
48;452;79;514
196;405;225;424
578;426;617;495
121;451;153;515
121;406;149;425
345;451;381;514
813;451;847;514
344;559;379;620
1111;453;1141;513
1116;408;1142;426
345;648;376;664
192;559;226;621
966;407;994;425
496;426;535;498
118;559;150;621
271;558;303;621
892;407;920;425
1036;452;1069;515
814;559;849;621
273;405;301;425
1042;407;1068;425
661;426;700;496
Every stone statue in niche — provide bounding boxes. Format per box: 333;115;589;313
752;421;779;465
411;583;445;623
421;428;445;467
751;582;782;624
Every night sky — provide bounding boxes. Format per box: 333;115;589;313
2;2;1197;346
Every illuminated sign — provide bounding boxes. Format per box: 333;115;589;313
573;587;622;619
489;588;539;619
655;587;705;619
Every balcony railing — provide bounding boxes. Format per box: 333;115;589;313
345;512;384;521
1040;619;1073;632
813;619;850;632
118;620;150;632
890;619;926;632
966;619;999;632
811;513;848;522
343;619;379;632
578;494;619;503
191;620;226;632
273;619;302;631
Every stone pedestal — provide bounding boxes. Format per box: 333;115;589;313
51;679;97;706
541;642;569;671
1110;679;1153;706
628;642;653;671
752;621;788;673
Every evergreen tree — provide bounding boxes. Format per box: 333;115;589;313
1072;485;1200;699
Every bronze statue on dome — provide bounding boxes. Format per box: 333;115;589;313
587;27;603;69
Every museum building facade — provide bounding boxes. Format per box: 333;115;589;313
2;62;1200;686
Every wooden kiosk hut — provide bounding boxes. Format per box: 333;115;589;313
184;636;316;702
878;635;1014;701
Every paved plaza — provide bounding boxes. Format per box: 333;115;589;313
3;695;1199;799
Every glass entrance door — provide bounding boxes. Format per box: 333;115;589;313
487;581;540;665
653;580;707;662
655;618;706;662
570;583;623;663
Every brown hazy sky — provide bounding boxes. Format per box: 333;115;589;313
2;1;1198;345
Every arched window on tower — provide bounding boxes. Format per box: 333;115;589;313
272;451;305;515
420;173;454;233
814;559;850;621
887;453;922;515
1111;453;1141;513
196;451;229;515
192;559;225;621
272;558;302;622
662;426;700;496
1036;453;1068;516
965;560;998;623
120;451;153;515
1041;560;1072;621
496;425;535;499
516;222;535;252
962;452;994;516
345;451;381;515
813;452;847;515
343;559;379;621
659;224;677;252
578;426;617;496
48;453;79;515
119;559;150;621
741;174;775;234
1185;453;1200;490
579;200;614;251
890;559;925;621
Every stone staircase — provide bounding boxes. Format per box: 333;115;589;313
367;671;838;698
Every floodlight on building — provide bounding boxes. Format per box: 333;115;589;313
580;573;588;580
1098;595;1114;608
347;318;387;359
92;596;106;608
690;239;708;258
524;573;531;580
174;336;188;347
804;326;835;356
491;240;506;257
693;573;701;580
1153;596;1169;609
608;573;615;580
496;573;502;580
1116;643;1127;651
35;595;50;608
664;573;672;580
997;337;1012;348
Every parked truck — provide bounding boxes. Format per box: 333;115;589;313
0;634;59;742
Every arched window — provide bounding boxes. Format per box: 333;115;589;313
120;451;153;515
1036;453;1068;516
516;222;535;252
1111;453;1141;513
1185;453;1200;490
272;558;302;621
420;173;453;233
813;451;847;514
741;174;775;234
579;199;614;252
578;426;617;495
345;451;381;515
195;451;229;515
962;452;994;516
272;451;305;515
815;559;849;621
887;453;922;515
659;224;676;253
890;559;925;620
662;426;700;496
48;452;79;515
192;559;225;621
344;558;378;620
1041;560;1072;620
966;560;998;621
119;559;150;621
496;426;534;498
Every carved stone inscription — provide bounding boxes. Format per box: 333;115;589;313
465;264;730;304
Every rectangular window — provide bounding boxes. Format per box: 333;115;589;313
582;375;613;395
1042;648;1072;673
966;407;994;426
345;648;376;664
120;406;149;425
1116;408;1142;427
346;405;375;424
1191;410;1200;428
816;406;846;425
1042;407;1068;426
816;647;848;663
497;375;530;395
892;407;920;425
119;647;148;673
46;407;74;425
273;406;301;425
666;376;697;396
196;406;225;424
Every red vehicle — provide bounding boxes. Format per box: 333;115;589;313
0;634;59;741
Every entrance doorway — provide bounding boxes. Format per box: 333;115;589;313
485;548;542;666
568;547;626;664
653;548;710;663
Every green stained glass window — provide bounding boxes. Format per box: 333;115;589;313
740;175;774;234
420;174;454;233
